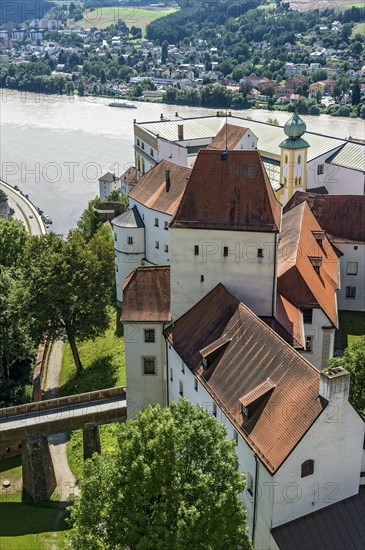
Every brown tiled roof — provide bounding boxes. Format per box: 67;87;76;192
284;192;365;243
129;160;191;215
170;150;281;232
207;123;249;150
278;201;339;327
121;266;171;322
120;166;137;185
164;284;326;473
272;487;365;550
276;294;304;348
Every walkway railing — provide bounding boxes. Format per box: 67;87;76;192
0;386;126;420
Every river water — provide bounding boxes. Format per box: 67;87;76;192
0;90;363;234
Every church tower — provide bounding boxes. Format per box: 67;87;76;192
277;112;310;205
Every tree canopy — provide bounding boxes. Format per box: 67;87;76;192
21;229;115;374
0;218;29;268
327;336;365;413
69;399;251;550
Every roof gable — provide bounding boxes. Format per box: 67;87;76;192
165;284;325;473
207;123;250;150
170;149;281;232
129;160;191;216
122;266;171;322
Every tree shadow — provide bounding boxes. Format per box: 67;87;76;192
115;305;124;337
0;501;69;537
59;354;118;396
0;454;21;474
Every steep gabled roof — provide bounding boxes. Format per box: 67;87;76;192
278;201;339;327
100;172;120;182
129;160;191;215
284;191;365;243
207;123;250;150
170;149;281;232
122;266;171;322
165;284;326;473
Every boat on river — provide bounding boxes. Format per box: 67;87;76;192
108;102;137;109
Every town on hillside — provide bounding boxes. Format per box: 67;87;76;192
0;0;364;117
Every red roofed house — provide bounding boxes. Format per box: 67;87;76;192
120;144;364;550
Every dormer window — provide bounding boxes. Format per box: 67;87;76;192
200;335;231;370
239;379;275;421
312;230;325;247
309;256;322;274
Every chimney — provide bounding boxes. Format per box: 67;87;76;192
165;169;171;192
178;124;184;141
319;367;350;404
160;113;164;120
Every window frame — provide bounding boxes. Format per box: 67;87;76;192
302;308;313;324
346;286;356;299
301;459;314;478
317;164;324;175
305;335;313;352
347;261;358;275
142;356;156;375
154;217;159;227
155;241;159;249
144;328;155;343
127;236;133;245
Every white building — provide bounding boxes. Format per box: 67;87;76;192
98;172;121;199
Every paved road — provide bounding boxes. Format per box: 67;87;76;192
0;179;45;235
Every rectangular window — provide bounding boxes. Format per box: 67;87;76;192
164;221;169;230
170;367;173;382
303;309;313;324
194;245;199;255
346;286;356;299
144;329;155;343
194;378;198;392
247;472;254;496
114;233;117;241
223;246;228;257
347;261;358;275
317;164;324;175
181;361;185;374
200;275;204;282
257;248;264;258
305;336;313;352
141;142;145;150
150;148;154;157
233;430;239;446
127;236;133;245
212;402;217;417
155;241;159;249
137;138;140;146
154;218;159;227
164;244;169;253
179;381;183;397
143;356;156;375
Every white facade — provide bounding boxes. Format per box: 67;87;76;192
299;308;336;370
113;220;145;304
336;242;365;311
129;199;171;265
170;228;278;321
125;322;167;418
99;175;120;199
167;346;364;549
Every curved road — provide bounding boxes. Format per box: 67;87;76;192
0;179;45;235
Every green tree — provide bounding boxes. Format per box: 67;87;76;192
0;189;7;203
351;79;361;106
78;81;85;96
69;400;251;550
327;336;365;413
161;40;168;64
0;219;29;268
21;229;114;375
0;267;34;382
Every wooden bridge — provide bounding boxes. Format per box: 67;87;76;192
0;387;127;502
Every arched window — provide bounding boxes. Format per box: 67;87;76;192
285;155;288;164
295;177;298;186
142;159;145;174
299;176;302;186
298;155;302;164
284;177;287;186
301;459;314;478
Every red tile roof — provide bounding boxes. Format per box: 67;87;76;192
120;166;137;185
284;192;365;243
129;160;191;215
276;294;304;348
165;284;326;473
278;201;339;327
121;266;171;322
170;149;281;232
207;123;249;150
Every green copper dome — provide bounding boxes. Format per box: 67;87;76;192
284;112;307;139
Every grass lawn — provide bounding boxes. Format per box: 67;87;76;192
352;22;365;38
337;311;365;350
0;457;69;549
67;423;120;479
74;7;178;34
59;307;125;396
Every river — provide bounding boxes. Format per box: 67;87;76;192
0;90;363;234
